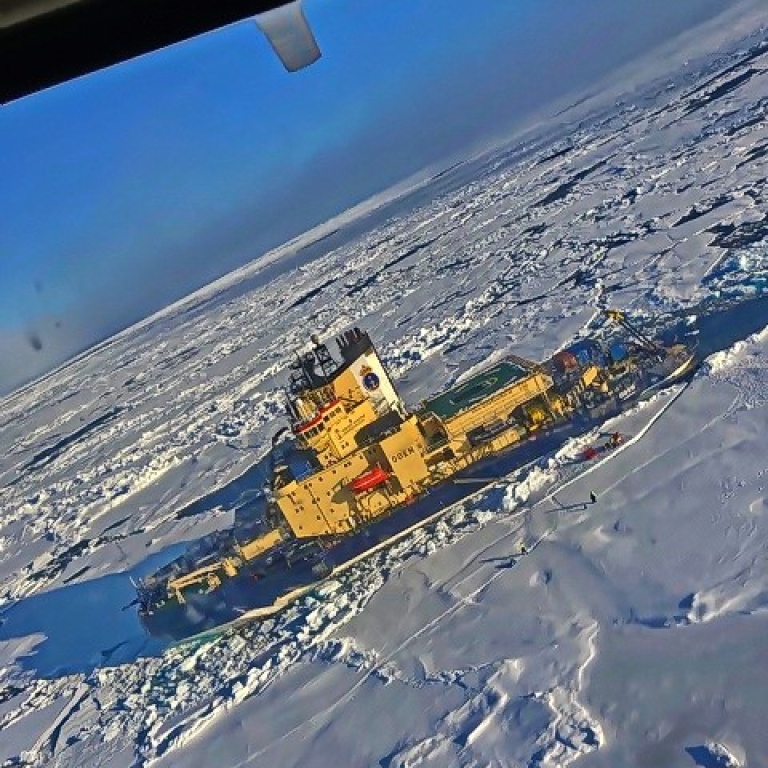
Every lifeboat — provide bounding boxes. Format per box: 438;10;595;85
350;466;390;494
294;399;340;434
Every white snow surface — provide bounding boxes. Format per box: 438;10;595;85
2;9;768;767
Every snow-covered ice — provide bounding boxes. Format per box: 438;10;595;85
1;4;768;766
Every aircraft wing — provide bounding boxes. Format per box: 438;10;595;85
1;0;321;104
256;3;320;73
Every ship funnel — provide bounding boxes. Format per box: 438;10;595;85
336;327;373;361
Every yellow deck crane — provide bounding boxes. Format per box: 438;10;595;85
604;309;668;361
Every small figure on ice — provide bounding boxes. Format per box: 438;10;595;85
519;544;528;556
589;490;598;505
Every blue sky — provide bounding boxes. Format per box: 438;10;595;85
0;0;728;394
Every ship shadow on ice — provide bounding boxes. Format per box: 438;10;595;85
693;294;768;359
174;451;271;522
0;548;182;680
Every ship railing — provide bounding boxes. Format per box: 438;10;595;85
503;353;540;372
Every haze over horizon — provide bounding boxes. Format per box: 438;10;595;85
0;0;742;396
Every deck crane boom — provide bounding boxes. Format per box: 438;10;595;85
604;310;666;359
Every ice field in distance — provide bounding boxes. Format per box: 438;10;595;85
1;2;768;766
